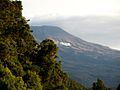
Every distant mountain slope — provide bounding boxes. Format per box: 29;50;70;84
31;26;120;89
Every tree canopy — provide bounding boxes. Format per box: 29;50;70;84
0;0;86;90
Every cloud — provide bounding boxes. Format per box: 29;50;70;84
22;0;120;18
30;16;120;50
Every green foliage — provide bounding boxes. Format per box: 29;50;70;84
1;0;115;90
35;39;69;90
91;79;110;90
0;41;8;58
39;39;58;57
67;79;86;90
0;0;22;34
23;70;42;90
0;65;26;90
0;0;111;90
0;0;71;90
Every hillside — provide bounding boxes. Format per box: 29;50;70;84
31;26;120;89
0;0;86;90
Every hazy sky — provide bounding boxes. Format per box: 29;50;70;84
22;0;120;50
22;0;120;18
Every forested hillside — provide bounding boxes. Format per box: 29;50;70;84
0;0;117;90
0;0;86;90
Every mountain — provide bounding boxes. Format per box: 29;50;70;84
31;26;120;89
0;0;87;90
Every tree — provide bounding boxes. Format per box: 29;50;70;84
92;79;109;90
0;0;86;90
0;65;26;90
23;70;42;90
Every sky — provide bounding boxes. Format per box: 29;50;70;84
22;0;120;18
22;0;120;50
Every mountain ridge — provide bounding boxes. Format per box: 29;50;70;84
31;25;120;60
31;25;120;89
